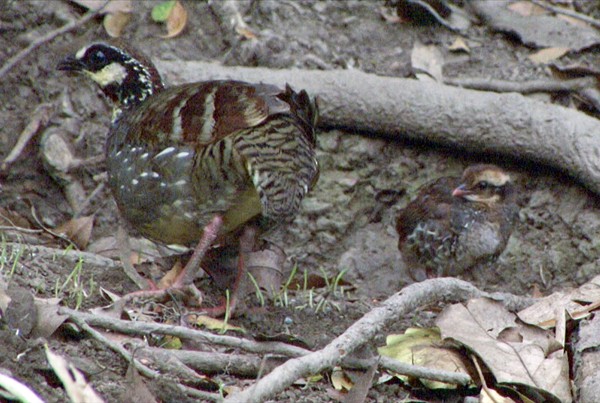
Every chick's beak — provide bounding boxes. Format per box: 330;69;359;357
56;56;85;72
452;184;471;198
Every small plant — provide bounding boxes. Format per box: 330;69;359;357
269;266;350;313
221;289;231;332
55;256;93;310
246;272;266;307
0;237;25;278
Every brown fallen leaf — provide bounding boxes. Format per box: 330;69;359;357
119;361;158;403
528;47;570;64
6;287;37;337
31;297;67;339
103;10;131;38
195;315;245;333
507;1;547;17
557;14;592;28
411;41;444;82
70;0;132;14
71;0;133;37
480;387;517;403
331;367;353;391
45;347;105;403
379;6;402;23
1;103;54;172
162;0;187;38
55;215;94;249
236;24;258;40
448;37;470;53
0;207;31;229
156;260;183;289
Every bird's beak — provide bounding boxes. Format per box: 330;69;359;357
452;184;471;198
56;56;85;72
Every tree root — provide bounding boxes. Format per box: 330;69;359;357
156;60;600;197
59;278;533;402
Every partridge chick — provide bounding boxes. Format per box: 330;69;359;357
57;42;319;313
396;164;518;281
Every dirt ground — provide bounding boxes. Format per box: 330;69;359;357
1;1;600;402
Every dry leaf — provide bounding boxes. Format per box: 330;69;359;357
162;1;187;38
195;315;245;333
70;0;132;14
73;0;134;37
411;41;444;82
31;297;67;339
157;260;183;289
331;368;354;391
528;47;570;64
379;6;402;23
507;1;547;17
5;288;36;337
437;299;571;402
557;14;591;28
448;37;470;53
378;328;472;389
480;388;516;403
0;207;31;229
103;11;131;38
55;216;94;249
0;277;9;314
41;131;76;174
45;347;105;403
235;25;258;40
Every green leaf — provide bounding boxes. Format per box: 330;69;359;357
151;0;176;22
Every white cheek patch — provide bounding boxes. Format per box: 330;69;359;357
86;62;128;87
75;46;89;60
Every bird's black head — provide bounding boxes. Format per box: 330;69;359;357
57;42;164;119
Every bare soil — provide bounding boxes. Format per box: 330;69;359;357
1;1;600;402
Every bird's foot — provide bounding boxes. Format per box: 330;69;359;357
118;216;223;314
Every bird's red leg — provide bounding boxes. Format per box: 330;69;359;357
121;216;223;304
195;225;257;317
172;216;223;288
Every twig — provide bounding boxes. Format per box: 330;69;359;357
380;356;472;385
1;104;54;173
0;226;43;235
225;278;534;402
444;77;596;94
68;315;160;379
58;307;311;357
135;347;217;385
143;347;286;377
0;2;107;80
69;315;222;401
529;0;600;29
471;354;499;403
58;306;480;385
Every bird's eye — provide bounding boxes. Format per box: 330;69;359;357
90;50;107;67
477;181;489;190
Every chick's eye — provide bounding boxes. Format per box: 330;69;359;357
477;181;488;190
90;50;107;67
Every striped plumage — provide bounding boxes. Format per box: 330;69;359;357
58;43;319;308
58;42;318;294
